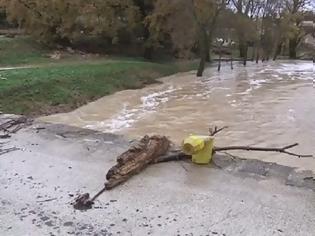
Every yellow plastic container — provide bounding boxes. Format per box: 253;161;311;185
182;135;214;164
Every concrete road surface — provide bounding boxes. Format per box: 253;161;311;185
1;117;315;236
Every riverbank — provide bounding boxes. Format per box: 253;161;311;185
0;60;195;116
1;115;315;235
0;36;196;116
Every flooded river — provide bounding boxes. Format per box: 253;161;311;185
40;61;315;170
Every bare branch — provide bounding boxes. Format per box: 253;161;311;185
214;143;313;158
155;143;313;164
209;126;228;136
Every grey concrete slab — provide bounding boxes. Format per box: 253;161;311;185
1;121;315;236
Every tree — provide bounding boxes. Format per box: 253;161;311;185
0;0;140;46
284;0;311;59
258;0;285;61
0;0;76;44
230;0;261;61
133;0;155;59
147;0;229;76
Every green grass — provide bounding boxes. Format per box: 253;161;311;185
0;60;196;116
0;36;51;66
0;36;196;116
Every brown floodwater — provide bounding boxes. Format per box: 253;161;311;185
40;60;315;171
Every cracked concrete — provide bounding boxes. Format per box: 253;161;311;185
1;116;315;236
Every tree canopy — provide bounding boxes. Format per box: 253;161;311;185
1;0;314;75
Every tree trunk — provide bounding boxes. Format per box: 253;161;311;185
196;28;208;77
273;41;282;61
238;34;248;66
251;45;255;61
289;38;298;59
256;49;259;64
230;55;234;70
105;135;170;190
218;42;224;72
197;54;206;77
142;23;154;60
134;0;154;60
243;46;248;66
239;41;247;58
205;33;211;62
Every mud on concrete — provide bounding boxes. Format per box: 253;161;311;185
1;114;315;235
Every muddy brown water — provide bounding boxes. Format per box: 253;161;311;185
40;60;315;171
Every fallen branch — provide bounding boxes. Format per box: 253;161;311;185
0;116;31;134
36;197;58;203
73;135;170;210
0;116;27;130
214;143;313;158
105;135;170;189
155;143;313;163
0;147;19;155
209;126;228;136
0;134;11;139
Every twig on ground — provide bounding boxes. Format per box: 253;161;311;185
10;125;23;133
213;143;313;158
0;147;19;155
36;198;58;203
209;126;228;136
0;134;11;139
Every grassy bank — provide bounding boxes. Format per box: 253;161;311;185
0;59;195;116
0;36;196;116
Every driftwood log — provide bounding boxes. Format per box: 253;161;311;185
0;115;31;155
105;135;170;189
0;116;30;133
73;135;170;210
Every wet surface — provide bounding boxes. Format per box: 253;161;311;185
40;60;315;171
1;121;315;235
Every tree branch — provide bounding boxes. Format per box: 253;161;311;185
155;143;313;163
209;126;228;136
214;143;313;158
16;0;43;18
0;147;19;156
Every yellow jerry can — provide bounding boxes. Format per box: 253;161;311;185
182;135;214;164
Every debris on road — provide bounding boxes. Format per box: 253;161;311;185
0;115;32;155
73;127;313;210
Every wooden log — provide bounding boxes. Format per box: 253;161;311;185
105;135;170;190
0;116;31;133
